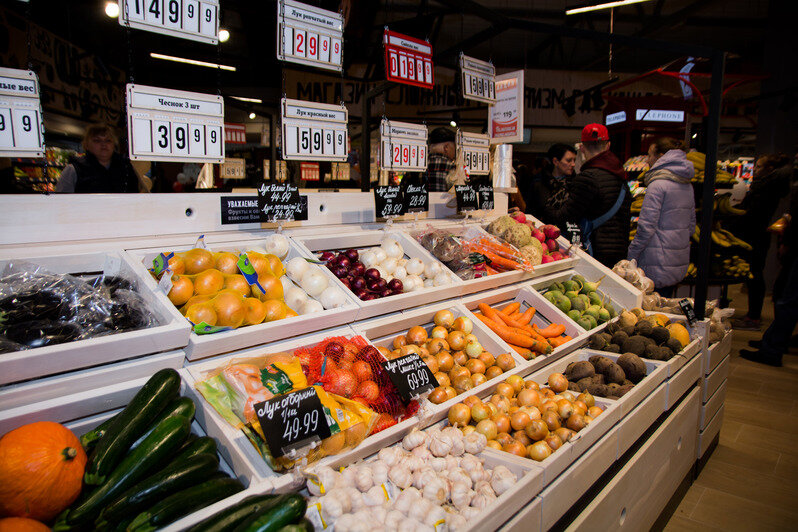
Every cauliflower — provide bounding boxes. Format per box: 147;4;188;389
502;223;532;247
486;216;515;237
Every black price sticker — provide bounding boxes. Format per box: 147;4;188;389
455;184;478;213
382;353;439;403
566;222;582;246
374;185;406;218
253;387;332;457
477;183;494;210
220;196;261;225
679;298;697;326
403;183;429;213
257;182;307;222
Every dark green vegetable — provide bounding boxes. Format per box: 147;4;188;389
232;494;307;532
80;415;118;453
172;436;217;463
186;494;280;532
84;368;181;485
132;396;195;448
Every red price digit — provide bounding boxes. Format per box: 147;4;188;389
295;33;304;54
323;40;328;51
309;35;317;57
394;145;400;163
403;146;409;164
334;42;340;54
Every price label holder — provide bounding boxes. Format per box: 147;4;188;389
457;130;490;176
281;98;348;161
0;67;45;158
380;119;428;172
403;183;428;214
477;183;494;210
374;185;406;220
566;222;582;247
220;196;261;225
460;54;496;104
382;353;439;403
119;0;219;44
277;0;343;72
126;84;224;163
679;299;697;326
455;184;479;214
254;387;332;457
383;29;434;89
258;182;307;222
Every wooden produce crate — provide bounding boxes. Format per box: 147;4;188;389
527;268;627;318
705;329;732;375
702;354;730;403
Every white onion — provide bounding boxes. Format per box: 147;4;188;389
381;257;398;275
361;251;378;269
373;248;388;263
423;278;435;288
433;272;452;286
424;261;443;278
264;234;290;259
381;238;404;259
301;299;324;314
405;258;424;276
319;286;347;309
300;269;328;297
393;266;407;280
285;286;309;310
280;275;295;293
286;257;310;282
405;274;423;291
376;266;389;281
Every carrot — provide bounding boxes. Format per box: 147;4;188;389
474;314;543;348
485;264;500;275
516;307;536;325
548;336;570;348
509;311;523;321
508;344;534;359
478;303;503;324
466;243;523;270
495;310;527;330
536;323;566;338
501;302;521;315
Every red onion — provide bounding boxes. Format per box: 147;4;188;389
354;288;368;298
387;278;403;292
351;277;366;290
366;278;381;291
364;268;381;281
380;288;393;298
361;293;376;301
374;278;388;291
319;251;335;262
333;255;351;269
340;277;351;289
345;249;359;262
350;262;365;276
332;266;348;278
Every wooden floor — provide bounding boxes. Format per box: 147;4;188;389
664;286;798;531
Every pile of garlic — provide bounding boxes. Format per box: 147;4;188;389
305;427;517;531
360;238;456;292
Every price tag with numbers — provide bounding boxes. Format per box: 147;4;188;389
403;183;428;213
374;185;406;218
455;184;479;213
382;353;439;403
254;387;332;457
380;119;428;172
477;183;494;210
277;0;343;72
119;0;219;44
281;98;348;161
457;130;490;175
257;182;307;222
0;67;44;158
127;84;224;163
460;54;496;104
383;29;434;89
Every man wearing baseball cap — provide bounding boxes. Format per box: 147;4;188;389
548;123;631;267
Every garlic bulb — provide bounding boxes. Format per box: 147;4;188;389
333;514;358;532
320;488;350;520
384;510;405;529
428;457;447;471
347;487;367;511
467;466;488;485
398;519;425;532
490;465;517;496
463;432;487;454
449;436;465;456
429;433;454;457
424;504;448;528
473;480;495;499
369;461;389;485
388;464;413;489
448;468;472;488
402;431;427;451
393;486;421;514
408;497;434;523
450;481;474;511
401;455;425;472
411;445;433;462
445;455;461;470
460;506;483;521
378;446;404;467
447;513;468;531
412;467;437;490
355;466;374;492
371;506;388;524
363;484;388;506
470;490;495;510
307;465;339;496
341;465;358;488
423;477;448;504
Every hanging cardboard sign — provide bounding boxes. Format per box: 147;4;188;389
379;119;428;172
457;130;490;175
0;67;44;158
489;70;524;144
383;29;434;89
460;55;495;104
119;0;219;44
277;0;343;72
126;83;224;163
280;97;348;161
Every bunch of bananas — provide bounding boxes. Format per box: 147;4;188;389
714;194;746;215
711;254;753;279
631;194;645;214
690;222;753;250
687;151;737;185
687;263;698;278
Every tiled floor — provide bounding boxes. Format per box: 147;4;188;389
664;287;798;531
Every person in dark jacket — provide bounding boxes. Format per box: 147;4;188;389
523;143;576;228
549;124;631;267
731;152;792;330
56;123;142;193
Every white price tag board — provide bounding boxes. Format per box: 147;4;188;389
126;83;224;163
460;55;495;104
277;0;343;72
379;119;428;172
281;97;348;162
458;130;490;176
0;67;44;158
221;157;245;179
119;0;219;44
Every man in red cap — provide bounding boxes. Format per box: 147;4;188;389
549;123;631;267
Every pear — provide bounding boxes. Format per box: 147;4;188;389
567;309;582;322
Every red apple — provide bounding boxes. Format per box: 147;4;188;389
511;212;527;224
541;254;555;264
531;229;546;243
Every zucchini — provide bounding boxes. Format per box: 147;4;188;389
277;519;314;532
131;396;195;448
99;453;219;525
80;415;118;453
186;494;280;532
127;477;245;532
85;368;181;485
232;494;307;532
59;415;191;528
172;436;217;463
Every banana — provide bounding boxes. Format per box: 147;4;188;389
691;226;701;243
716;194;746;215
711;230;732;247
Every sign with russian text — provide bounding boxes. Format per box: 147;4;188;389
383;29;434;89
0;67;44;158
457;130;490;175
489;70;524;144
119;0;219;44
127;84;224;163
460;55;495;103
380;119;428;172
281;97;348;161
277;0;343;72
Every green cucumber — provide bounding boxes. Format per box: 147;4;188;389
80;415;118;453
131;396;195;448
85;368;181;485
232;494;307;532
99;453;219;525
59;415;191;528
172;436;217;462
277;519;314;532
186;494;280;532
127;477;245;532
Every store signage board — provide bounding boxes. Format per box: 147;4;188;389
118;0;219;44
254;387;332;457
489;70;524;144
224;122;246;144
0;67;44;158
380;119;428;172
477;183;494;210
458;130;490;175
460;54;495;104
126;84;224;163
276;0;343;72
455;184;479;213
221;157;245;179
383;29;434;89
281;97;348;161
403;183;428;213
382;353;438;402
220;196;261;225
635;109;685;123
374;185;406;218
257;182;307;222
605;111;626;126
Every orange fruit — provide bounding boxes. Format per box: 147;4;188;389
186;303;217;326
181;248;214;275
223;274;251;297
263;299;287;322
193;269;225;295
167;275;194;306
215;252;240;274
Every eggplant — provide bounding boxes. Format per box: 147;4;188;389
0;290;72;328
4;320;82;348
103;300;150;332
88;275;135;294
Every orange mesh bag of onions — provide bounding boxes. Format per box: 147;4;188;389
294;335;419;434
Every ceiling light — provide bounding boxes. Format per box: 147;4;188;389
150;52;236;71
105;1;119;17
231;96;263;103
692;133;698;139
219;29;230;42
449;120;457;127
249;112;257;119
566;0;652;15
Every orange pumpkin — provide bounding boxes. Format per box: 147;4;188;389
0;517;50;532
0;422;86;521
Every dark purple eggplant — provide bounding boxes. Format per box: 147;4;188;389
0;290;72;328
4;320;82;348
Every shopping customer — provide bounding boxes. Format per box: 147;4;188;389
549;124;631;267
56;123;144;193
627;138;696;297
523;143;576;227
423;127;456;192
731;152;792;330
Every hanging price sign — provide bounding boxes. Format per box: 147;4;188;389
458;130;490;175
253;387;332;457
257;182;307;222
382;354;439;402
380;119;428;172
281;98;348;161
477;183;494;210
383;29;434;89
454;184;478;213
0;67;44;158
374;185;406;218
119;0;219;44
277;0;343;72
126;84;224;163
403;183;428;213
460;54;495;103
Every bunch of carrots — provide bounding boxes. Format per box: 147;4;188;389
463;237;535;274
473;301;571;360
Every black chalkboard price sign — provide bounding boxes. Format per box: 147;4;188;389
454;184;478;213
679;299;697;326
403;183;429;213
374;185;406;218
257;182;306;222
382;353;439;402
477;183;494;210
253;387;332;457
